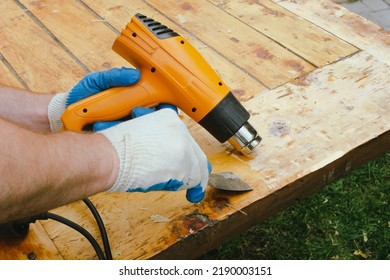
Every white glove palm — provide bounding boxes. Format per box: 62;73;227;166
98;108;209;203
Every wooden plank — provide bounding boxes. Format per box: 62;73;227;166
67;0;267;100
0;222;63;260
240;51;390;189
145;0;316;88
41;51;390;259
273;0;390;65
0;0;86;93
19;0;131;72
0;60;23;88
208;0;358;67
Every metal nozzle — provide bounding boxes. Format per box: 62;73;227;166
228;122;261;155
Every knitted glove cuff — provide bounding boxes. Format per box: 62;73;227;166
101;132;134;193
47;93;67;132
97;119;159;193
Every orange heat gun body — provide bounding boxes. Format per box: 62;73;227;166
61;13;261;155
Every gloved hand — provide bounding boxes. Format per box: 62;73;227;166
48;67;209;202
97;106;210;203
47;67;140;132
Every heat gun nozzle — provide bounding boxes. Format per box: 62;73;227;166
228;122;261;155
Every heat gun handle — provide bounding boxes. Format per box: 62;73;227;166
61;83;156;131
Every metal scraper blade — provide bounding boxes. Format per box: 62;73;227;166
208;172;253;191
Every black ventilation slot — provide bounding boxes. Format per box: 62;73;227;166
136;13;179;39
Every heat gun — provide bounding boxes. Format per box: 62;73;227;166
61;13;261;155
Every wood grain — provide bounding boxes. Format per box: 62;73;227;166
0;0;86;93
273;0;390;65
0;60;23;88
0;222;62;260
145;0;316;88
19;0;130;72
208;0;358;67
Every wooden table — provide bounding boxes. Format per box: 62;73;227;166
1;0;389;260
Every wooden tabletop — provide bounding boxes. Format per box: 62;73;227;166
1;0;389;260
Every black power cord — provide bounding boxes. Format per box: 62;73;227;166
44;212;107;260
82;198;113;260
0;198;113;260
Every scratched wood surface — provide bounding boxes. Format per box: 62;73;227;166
273;0;390;65
0;0;389;259
0;222;63;260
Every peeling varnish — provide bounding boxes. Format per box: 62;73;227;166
150;215;171;222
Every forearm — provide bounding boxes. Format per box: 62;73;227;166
0;85;53;132
0;118;118;223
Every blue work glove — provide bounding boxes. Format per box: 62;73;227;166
92;104;177;131
96;104;211;203
47;67;140;132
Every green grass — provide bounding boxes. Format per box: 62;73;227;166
201;152;390;260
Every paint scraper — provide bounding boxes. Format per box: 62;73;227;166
208;172;253;191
